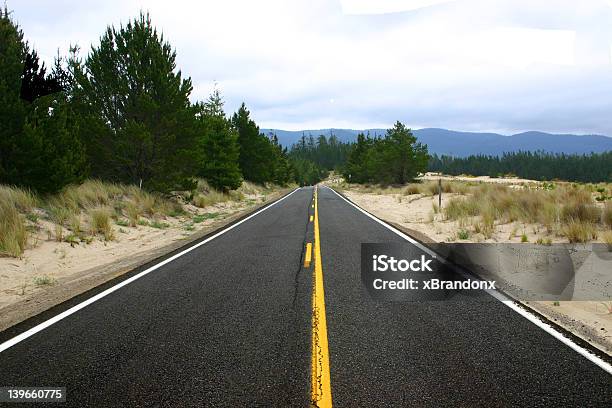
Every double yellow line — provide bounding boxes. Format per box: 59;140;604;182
310;186;332;407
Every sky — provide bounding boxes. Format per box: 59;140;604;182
10;0;612;135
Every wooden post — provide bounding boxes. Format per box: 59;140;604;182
438;178;442;209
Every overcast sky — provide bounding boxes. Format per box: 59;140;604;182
11;0;612;135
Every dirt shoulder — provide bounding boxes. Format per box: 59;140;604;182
330;178;612;355
0;187;290;332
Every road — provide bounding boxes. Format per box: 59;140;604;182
0;186;610;407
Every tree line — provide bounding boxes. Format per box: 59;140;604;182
428;151;611;183
286;133;352;185
342;122;429;184
0;10;311;194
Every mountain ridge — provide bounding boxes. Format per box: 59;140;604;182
261;127;612;157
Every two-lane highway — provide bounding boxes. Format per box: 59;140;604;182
0;185;610;407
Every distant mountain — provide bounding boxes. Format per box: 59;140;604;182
261;128;612;157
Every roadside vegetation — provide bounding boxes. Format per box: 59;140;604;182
0;7;299;259
338;178;612;243
0;180;279;258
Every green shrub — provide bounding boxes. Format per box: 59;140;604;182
150;220;169;229
457;229;469;240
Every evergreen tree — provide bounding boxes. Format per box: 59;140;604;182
231;103;274;183
0;7;26;183
75;13;198;192
0;9;86;192
15;95;88;193
270;134;292;185
376;122;428;184
342;122;429;185
196;90;242;190
343;133;371;183
20;48;63;103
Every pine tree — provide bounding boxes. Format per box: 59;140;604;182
196;91;242;191
378;121;428;184
343;133;371;183
75;13;198;192
0;9;86;192
0;7;26;183
270;134;292;185
15;95;88;193
231;103;275;183
342;122;428;185
20;48;62;103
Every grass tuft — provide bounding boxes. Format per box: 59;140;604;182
562;220;597;243
0;200;28;257
603;202;612;228
89;207;114;241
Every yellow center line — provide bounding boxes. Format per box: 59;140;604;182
311;185;333;407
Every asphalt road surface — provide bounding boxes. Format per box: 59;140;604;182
0;186;610;407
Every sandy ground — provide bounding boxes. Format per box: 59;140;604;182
335;178;612;354
421;172;542;185
0;189;286;331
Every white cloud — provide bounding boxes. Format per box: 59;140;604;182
340;0;455;14
9;0;612;135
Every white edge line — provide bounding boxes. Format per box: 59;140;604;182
324;185;612;375
0;188;301;354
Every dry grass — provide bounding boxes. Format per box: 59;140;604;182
0;178;275;258
191;179;236;208
0;200;28;257
0;186;36;257
346;178;611;243
603;230;612;247
0;185;37;212
404;184;421;195
126;202;140;227
603;202;612;228
436;181;610;241
562;221;598;243
88;207;114;241
193;190;228;208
